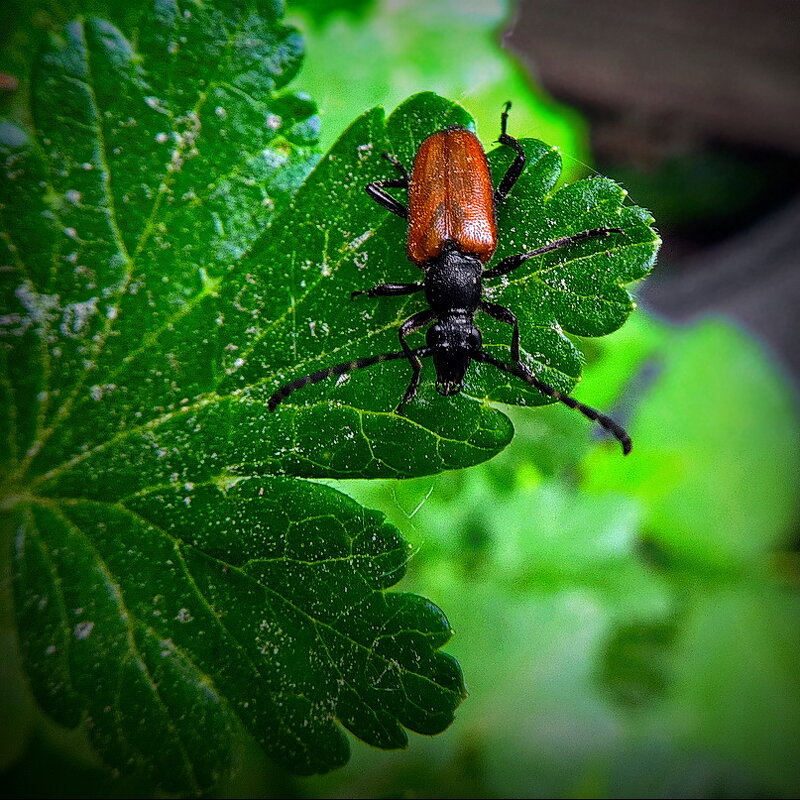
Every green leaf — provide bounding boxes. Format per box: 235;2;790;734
290;0;377;25
1;2;657;791
584;320;800;568
0;6;466;794
237;92;656;446
668;581;800;796
598;620;678;708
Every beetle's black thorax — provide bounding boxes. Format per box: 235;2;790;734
423;245;483;315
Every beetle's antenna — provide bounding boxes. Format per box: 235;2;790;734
268;347;433;411
474;351;632;454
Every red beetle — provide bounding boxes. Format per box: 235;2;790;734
269;104;631;454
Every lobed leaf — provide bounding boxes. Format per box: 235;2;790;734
1;5;657;795
1;5;468;794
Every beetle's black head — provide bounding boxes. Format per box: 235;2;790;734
427;313;482;395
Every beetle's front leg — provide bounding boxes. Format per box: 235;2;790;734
480;300;521;363
396;309;437;412
494;101;527;205
364;153;411;218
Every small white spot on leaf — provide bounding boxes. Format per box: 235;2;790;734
74;621;94;640
60;297;98;339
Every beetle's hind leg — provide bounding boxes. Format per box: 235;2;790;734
494;101;527;205
365;152;411;219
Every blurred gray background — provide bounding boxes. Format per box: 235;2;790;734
504;0;800;378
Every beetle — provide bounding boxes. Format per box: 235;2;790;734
268;103;632;454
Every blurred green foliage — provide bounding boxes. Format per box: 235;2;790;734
287;0;590;180
318;315;800;799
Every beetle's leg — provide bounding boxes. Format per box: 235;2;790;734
351;282;423;300
268;347;431;411
480;300;520;362
396;309;437;412
382;151;411;182
500;100;512;135
483;227;624;279
494;101;527;205
365;177;408;219
365;151;410;219
473;350;632;455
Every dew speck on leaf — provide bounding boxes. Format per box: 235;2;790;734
74;621;95;640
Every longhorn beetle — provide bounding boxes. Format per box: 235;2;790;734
268;103;632;454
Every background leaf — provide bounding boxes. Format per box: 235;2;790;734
583;320;800;567
288;0;591;179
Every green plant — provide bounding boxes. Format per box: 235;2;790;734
320;315;800;799
0;1;661;795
